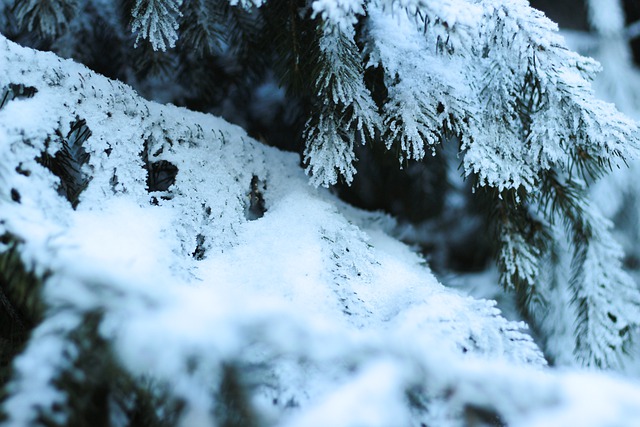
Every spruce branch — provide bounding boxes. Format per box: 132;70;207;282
132;40;177;79
303;24;381;186
214;363;260;427
179;0;227;56
0;236;45;329
179;0;263;59
311;0;365;35
0;235;45;389
11;310;184;426
538;170;640;368
304;109;358;186
261;0;314;95
37;119;92;209
488;186;550;330
0;84;37;110
364;6;472;164
11;0;79;38
569;207;640;369
131;0;183;51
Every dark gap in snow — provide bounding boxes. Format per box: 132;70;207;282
284;398;299;409
619;325;630;338
192;234;206;260
0;84;37;110
461;334;481;355
146;160;178;192
624;254;640;270
152;146;164;157
10;189;20;204
215;364;259;427
245;175;266;221
463;404;505;427
109;169;119;193
37;118;92;209
15;164;30;177
406;386;429;412
142;141;178;193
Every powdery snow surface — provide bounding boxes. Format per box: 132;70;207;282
0;32;639;427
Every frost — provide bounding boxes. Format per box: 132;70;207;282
131;0;182;51
571;205;640;369
304;28;380;186
359;0;638;194
366;5;471;162
304;115;358;187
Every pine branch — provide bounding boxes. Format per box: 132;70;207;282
30;311;183;426
365;6;471;163
130;0;183;51
11;0;79;38
177;0;265;103
0;84;37;110
132;41;177;79
0;236;44;330
0;236;44;388
178;0;226;56
37;118;92;209
214;364;260;427
303;23;381;186
539;171;640;368
261;0;314;96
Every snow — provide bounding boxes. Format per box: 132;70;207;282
520;371;640;427
0;31;547;426
282;359;409;427
366;5;472;162
1;1;640;425
56;198;178;285
312;0;364;35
